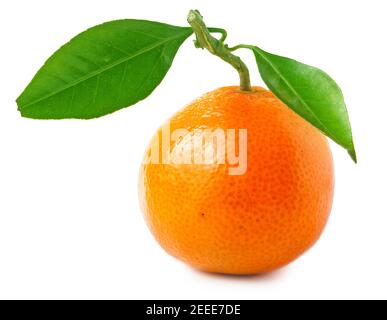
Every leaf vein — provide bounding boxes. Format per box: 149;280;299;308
134;46;166;101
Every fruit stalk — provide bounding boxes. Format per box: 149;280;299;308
187;10;252;92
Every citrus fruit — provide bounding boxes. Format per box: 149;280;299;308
138;86;334;275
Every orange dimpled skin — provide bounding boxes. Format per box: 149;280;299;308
138;86;334;275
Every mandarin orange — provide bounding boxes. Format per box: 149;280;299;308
138;86;334;274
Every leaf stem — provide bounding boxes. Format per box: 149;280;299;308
207;28;228;43
187;10;252;92
228;44;254;52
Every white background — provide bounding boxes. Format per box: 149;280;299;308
0;0;386;300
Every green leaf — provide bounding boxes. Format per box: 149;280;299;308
17;20;193;119
250;46;357;162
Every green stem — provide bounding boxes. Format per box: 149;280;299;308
207;28;228;43
187;10;252;92
228;44;254;52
